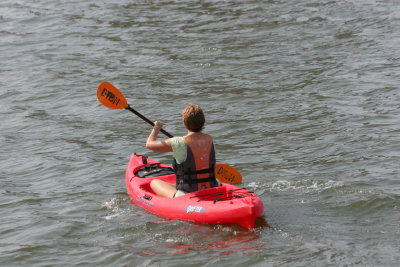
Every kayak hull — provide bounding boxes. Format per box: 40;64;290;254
125;153;264;229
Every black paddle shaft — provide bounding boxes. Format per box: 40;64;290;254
126;105;173;138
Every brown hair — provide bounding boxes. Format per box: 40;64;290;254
182;104;205;132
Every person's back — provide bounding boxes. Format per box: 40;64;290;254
173;133;218;193
145;104;219;198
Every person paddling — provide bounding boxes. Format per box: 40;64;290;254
146;104;220;198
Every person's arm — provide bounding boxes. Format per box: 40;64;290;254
146;121;173;152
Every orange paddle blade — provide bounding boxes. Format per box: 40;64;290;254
215;164;242;184
97;81;128;109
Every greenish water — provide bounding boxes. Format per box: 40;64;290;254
1;0;399;266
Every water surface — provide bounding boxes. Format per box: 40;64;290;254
1;0;399;266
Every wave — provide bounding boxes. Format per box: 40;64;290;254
247;179;344;194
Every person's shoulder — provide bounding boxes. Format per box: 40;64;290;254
171;136;185;145
203;133;213;141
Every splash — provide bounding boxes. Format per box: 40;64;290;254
102;194;131;220
269;179;344;193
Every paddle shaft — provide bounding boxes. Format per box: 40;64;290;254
127;105;173;138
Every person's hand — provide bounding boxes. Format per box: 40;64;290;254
153;121;163;132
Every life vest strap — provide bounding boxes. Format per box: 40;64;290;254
181;167;213;176
177;177;215;185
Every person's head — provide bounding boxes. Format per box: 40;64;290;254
182;104;205;132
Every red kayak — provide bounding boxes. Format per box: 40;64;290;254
125;153;264;229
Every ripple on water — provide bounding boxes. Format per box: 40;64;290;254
1;0;400;266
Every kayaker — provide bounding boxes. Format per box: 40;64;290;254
146;104;220;198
